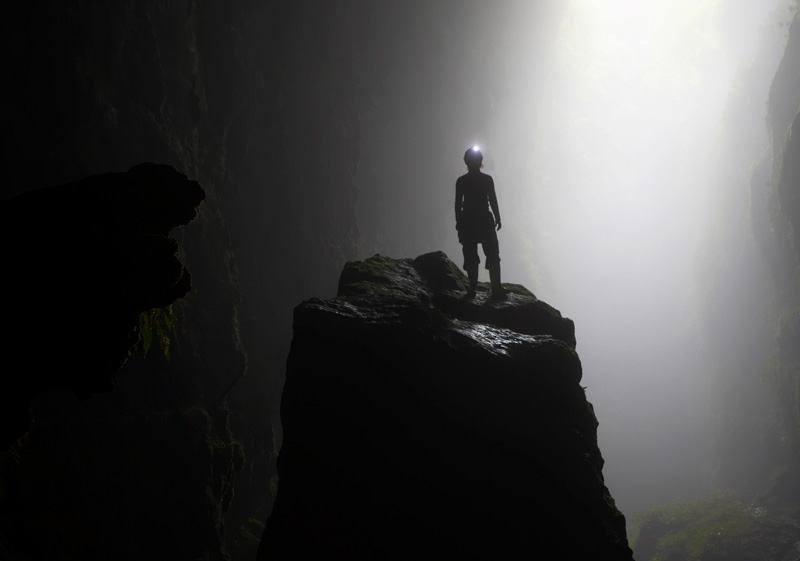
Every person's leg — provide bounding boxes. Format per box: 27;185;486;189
462;242;480;298
488;263;505;296
483;236;505;296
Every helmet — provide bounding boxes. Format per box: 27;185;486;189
464;146;483;169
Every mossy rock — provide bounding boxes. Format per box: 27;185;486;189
629;493;800;561
333;251;575;347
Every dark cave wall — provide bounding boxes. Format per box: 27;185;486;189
760;11;800;485
0;1;370;560
2;3;250;560
736;11;800;497
702;9;800;497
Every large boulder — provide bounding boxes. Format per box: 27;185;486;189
260;251;632;560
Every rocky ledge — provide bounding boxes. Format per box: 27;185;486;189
259;252;633;560
0;163;205;448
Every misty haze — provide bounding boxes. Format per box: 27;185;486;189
357;0;796;523
1;1;800;560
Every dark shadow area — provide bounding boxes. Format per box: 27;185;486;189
0;164;204;448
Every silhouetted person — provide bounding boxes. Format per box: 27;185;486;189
455;146;505;298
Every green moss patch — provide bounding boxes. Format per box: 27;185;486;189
134;304;178;361
503;283;536;299
342;254;396;281
630;494;756;561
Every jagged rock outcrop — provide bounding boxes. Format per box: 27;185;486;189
0;163;250;561
260;252;632;560
0;163;204;449
0;161;252;561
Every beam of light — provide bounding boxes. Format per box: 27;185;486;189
489;0;793;522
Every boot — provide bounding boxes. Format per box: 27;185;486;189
489;264;506;297
465;264;478;299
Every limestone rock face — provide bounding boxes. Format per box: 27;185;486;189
0;163;204;448
260;252;632;560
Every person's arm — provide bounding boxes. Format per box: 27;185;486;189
455;179;463;229
488;177;502;230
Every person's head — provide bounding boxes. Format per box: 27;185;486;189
464;146;483;171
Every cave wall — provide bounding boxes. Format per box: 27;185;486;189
1;3;251;559
759;10;800;494
0;1;369;559
730;10;800;498
700;9;800;496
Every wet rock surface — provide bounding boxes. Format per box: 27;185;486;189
260;252;632;560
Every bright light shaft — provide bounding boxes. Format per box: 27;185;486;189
489;0;790;517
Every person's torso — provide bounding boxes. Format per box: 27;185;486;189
458;172;494;216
